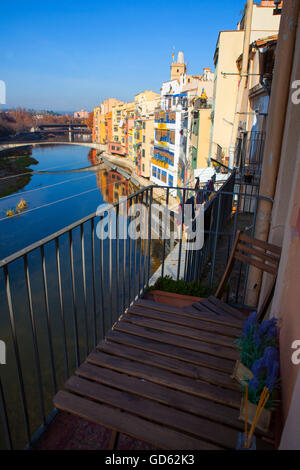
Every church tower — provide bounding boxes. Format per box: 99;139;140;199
170;51;186;81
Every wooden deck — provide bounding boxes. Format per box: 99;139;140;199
54;297;273;450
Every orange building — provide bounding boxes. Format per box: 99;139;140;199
105;112;112;142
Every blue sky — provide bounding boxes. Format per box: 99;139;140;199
1;0;246;111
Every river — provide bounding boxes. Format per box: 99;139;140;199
0;144;138;259
0;144;164;449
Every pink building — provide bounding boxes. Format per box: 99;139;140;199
74;110;89;119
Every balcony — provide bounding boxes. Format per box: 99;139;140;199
0;172;280;450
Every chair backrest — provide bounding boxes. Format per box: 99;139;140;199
215;230;281;319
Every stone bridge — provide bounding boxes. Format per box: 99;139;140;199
0;141;107;153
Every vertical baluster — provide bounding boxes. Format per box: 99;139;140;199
177;188;186;280
209;193;221;287
69;231;80;368
109;209;113;327
138;193;143;297
133;195;138;300
115;204;120;321
40;245;57;394
142;189;149;294
80;224;89;356
128;198;132;305
146;187;153;287
3;265;31;446
90;218;97;348
161;187;169;278
0;361;12;449
55;238;69;379
23;254;46;425
122;198;127;313
99;218;105;338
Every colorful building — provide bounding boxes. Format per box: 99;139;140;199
134;90;160;177
93;98;123;144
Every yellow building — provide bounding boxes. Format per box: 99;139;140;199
134;90;160;177
93;98;123;144
210;0;281;164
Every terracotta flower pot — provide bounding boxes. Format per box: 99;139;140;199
231;360;254;385
239;397;272;434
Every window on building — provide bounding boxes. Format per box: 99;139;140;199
192;146;197;170
161;170;167;183
143;136;145;143
142;122;146;129
112;145;115;150
168;174;174;187
142;164;145;172
142;149;145;157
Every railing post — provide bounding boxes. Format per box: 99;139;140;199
80;224;89;357
177;188;186;281
146;187;153;287
40;245;57;395
3;265;31;447
23;254;46;426
69;231;80;368
0;376;12;450
90;219;97;348
161;187;169;278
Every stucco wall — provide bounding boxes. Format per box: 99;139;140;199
210;31;244;159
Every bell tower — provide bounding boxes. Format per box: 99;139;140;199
171;51;186;81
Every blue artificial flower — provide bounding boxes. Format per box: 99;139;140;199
263;346;279;366
254;330;263;348
259;318;277;336
249;377;260;392
242;311;258;338
266;361;279;391
252;357;264;377
267;325;277;340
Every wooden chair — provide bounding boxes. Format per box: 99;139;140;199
193;230;281;322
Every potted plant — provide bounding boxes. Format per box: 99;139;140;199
233;313;277;385
239;345;279;433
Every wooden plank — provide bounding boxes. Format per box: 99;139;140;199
207;297;247;321
86;350;241;407
114;320;238;362
65;375;239;449
108;430;119;450
122;313;236;350
235;252;277;275
97;340;238;390
135;299;243;328
76;363;241;430
54;390;222;450
194;298;244;323
76;362;273;440
106;329;235;373
237;243;279;265
239;232;281;255
128;305;240;338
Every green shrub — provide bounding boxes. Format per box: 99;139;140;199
148;275;215;298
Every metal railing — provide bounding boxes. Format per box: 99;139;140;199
235;130;265;184
0;179;271;449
